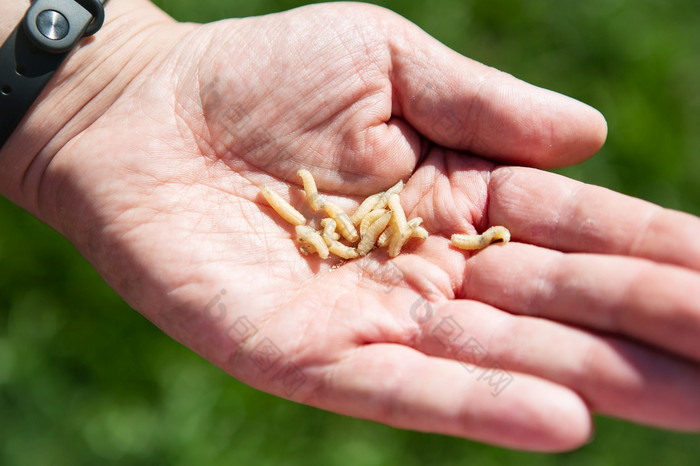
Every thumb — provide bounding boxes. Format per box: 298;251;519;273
388;19;607;168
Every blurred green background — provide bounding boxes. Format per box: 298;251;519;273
2;0;699;464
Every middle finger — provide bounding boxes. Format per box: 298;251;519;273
460;242;700;361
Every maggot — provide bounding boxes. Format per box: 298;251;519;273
377;223;396;248
297;169;358;242
295;225;330;259
357;211;393;255
372;180;404;211
350;192;383;225
387;194;407;236
322;201;359;242
359;208;390;237
387;228;406;257
451;226;511;250
386;194;410;257
321;218;340;243
259;184;306;226
328;240;360;259
411;226;429;240
297;169;324;210
407;217;428;240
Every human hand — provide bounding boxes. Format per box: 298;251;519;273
2;0;698;452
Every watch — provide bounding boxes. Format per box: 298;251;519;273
0;0;108;148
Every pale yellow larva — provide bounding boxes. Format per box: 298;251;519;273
350;192;383;225
328;240;360;259
358;211;393;256
373;180;404;210
451;226;511;251
382;218;428;253
359;208;389;237
387;229;405;258
407;218;428;240
320;218;358;259
297;169;358;242
377;223;396;248
411;226;429;240
387;194;407;237
295;225;330;259
322;201;359;243
259;184;307;226
320;218;340;244
297;169;324;211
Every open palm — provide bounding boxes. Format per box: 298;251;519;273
27;2;700;451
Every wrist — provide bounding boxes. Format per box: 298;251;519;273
0;0;178;216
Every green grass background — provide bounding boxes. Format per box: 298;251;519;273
2;0;699;464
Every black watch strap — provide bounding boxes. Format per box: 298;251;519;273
0;0;107;148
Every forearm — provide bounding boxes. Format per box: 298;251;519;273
0;0;175;218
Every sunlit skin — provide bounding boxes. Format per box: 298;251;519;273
1;0;700;452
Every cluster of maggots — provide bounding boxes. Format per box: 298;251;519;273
259;170;511;260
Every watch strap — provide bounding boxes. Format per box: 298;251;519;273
0;0;106;148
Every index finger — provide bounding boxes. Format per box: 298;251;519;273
487;166;700;271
